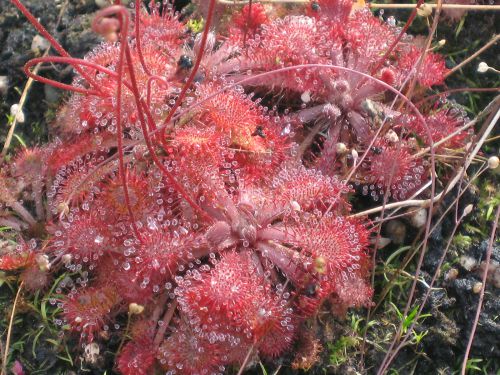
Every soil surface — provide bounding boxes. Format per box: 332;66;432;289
0;0;102;146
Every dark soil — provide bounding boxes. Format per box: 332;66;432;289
0;0;101;146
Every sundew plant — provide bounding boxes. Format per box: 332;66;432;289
0;0;499;374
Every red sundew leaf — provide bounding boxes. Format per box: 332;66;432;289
117;336;156;375
397;46;449;88
62;286;120;343
0;240;36;271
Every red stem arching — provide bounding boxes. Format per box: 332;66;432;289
134;0;152;77
158;0;217;148
24;56;108;96
369;0;426;76
122;36;214;223
93;5;142;242
11;0;103;92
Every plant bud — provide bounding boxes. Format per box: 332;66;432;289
10;104;25;123
487;156;499;169
0;76;8;96
301;91;311;103
351;149;359;163
460;256;477;271
31;35;50;54
472;282;482;294
314;256;327;274
385;130;399;143
445;268;459;282
410;208;427;228
36;254;50;271
62;254;72;265
335;142;347;154
417;4;433;17
290;200;301;211
385;219;406;245
128;303;145;315
462;204;474;217
477;62;489;73
95;0;110;8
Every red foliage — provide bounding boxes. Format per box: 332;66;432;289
177;252;294;360
307;0;353;22
231;3;269;34
117;335;156;375
361;142;426;200
399;108;470;150
0;0;470;373
157;321;230;375
62;286;120;342
0;240;35;271
50;212;112;266
397;46;449;87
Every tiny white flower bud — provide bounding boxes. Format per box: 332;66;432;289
410;208;427;228
290;200;301;211
444;268;459;282
386;220;406;245
371;237;391;249
95;0;110;8
460;255;477;271
477;62;489;73
335;142;347;154
10;104;25;123
463;204;474;217
351;149;359;162
300;91;311;103
487;156;499;169
385;129;399;143
472;282;482;294
438;39;446;47
62;254;72;265
0;76;8;96
31;35;50;54
36;254;50;272
128;302;145;315
417;3;433;17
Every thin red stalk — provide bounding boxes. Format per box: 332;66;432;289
377;3;443;370
146;75;169;116
118;26;213;222
383;206;467;371
134;0;152;76
360;158;397;368
461;205;500;374
159;0;217;146
123;40;213;223
402;0;443;105
93;5;142;242
24;57;107;96
369;0;425;76
236;344;255;375
153;300;178;347
242;0;253;48
10;0;102;92
88;6;184;220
